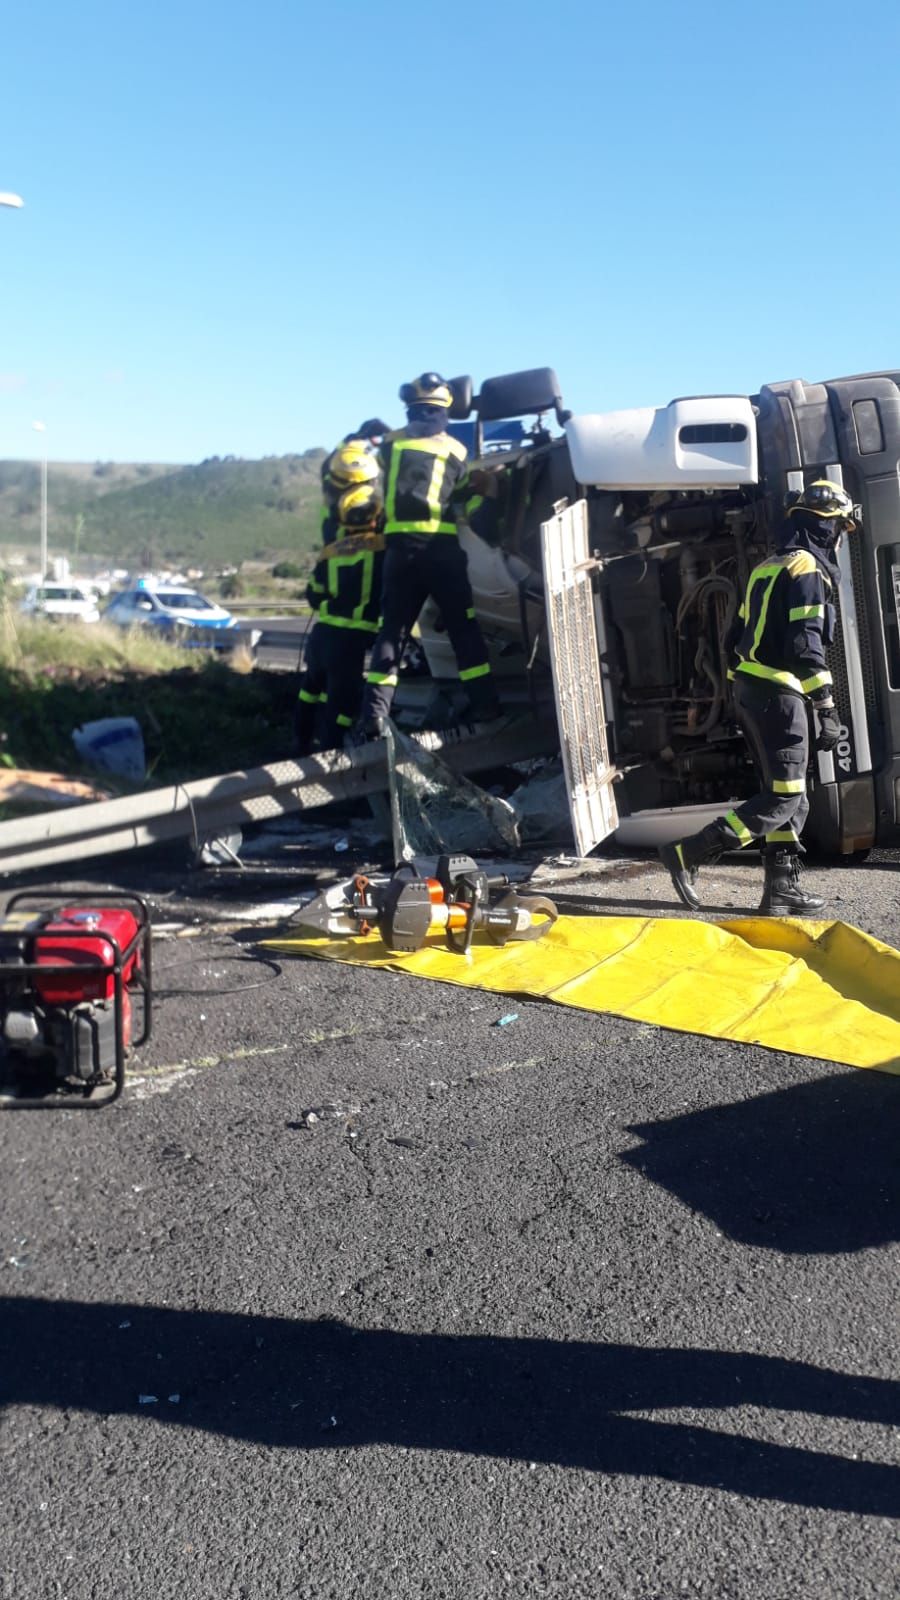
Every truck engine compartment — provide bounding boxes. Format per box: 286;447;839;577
419;429;770;823
582;483;762;816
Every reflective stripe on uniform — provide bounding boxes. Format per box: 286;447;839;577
320;546;378;628
735;552;832;699
426;454;448;530
800;670;833;694
459;662;491;682
319;531;385;562
723;809;754;847
766;828;799;844
366;670;398;687
771;777;806;795
317;612;379;634
734;659;805;695
336;713;354;728
297;688;326;705
384;436;461;536
747;563;785;663
466;606;476;620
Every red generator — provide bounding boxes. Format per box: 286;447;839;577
0;893;152;1105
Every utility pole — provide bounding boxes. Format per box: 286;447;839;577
33;422;48;578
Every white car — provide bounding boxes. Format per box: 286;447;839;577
19;583;101;623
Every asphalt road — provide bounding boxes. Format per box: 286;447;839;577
1;839;898;1599
240;613;310;673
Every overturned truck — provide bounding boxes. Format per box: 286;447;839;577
412;367;900;858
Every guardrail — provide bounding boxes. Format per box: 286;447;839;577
231;600;312;613
0;716;559;875
254;628;307;654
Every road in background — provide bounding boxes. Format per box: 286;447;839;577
236;613;311;673
0;844;898;1599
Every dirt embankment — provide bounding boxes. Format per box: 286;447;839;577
0;660;299;786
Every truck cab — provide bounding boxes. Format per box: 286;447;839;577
415;368;900;856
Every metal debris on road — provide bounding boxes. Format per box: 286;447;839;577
299;1099;361;1129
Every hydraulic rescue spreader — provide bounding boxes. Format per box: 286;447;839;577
297;854;558;955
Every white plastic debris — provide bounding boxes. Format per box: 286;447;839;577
72;717;146;782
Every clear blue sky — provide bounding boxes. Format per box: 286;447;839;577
2;0;898;464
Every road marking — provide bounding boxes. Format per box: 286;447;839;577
128;1043;289;1098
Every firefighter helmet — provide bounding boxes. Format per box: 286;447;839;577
786;479;858;528
399;372;453;410
325;441;381;490
337;484;383;531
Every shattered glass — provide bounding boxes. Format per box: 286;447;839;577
384;720;520;863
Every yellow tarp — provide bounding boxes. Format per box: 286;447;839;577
263;915;900;1076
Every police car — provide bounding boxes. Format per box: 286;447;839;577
103;581;239;648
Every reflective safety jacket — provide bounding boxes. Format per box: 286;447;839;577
732;548;834;698
306;530;385;634
379;424;468;537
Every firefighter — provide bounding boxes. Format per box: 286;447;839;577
295;481;385;755
319;437;383;542
353;373;501;738
659;480;858;915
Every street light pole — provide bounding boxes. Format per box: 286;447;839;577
7;202;45;576
33;422;48;579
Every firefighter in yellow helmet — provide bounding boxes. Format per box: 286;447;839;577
295;481;385;755
352;374;501;738
659;480;859;915
319;437;383;542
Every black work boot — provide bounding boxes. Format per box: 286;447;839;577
344;716;387;749
463;684;504;725
759;848;825;917
658;820;736;911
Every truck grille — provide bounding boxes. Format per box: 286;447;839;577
541;501;618;855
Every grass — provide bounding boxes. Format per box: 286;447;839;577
0;614;192;675
0;611;299;785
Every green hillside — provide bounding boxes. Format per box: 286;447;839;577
0;451;328;570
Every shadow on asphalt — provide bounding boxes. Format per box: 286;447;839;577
1;1297;898;1515
623;1070;900;1253
552;895;749;916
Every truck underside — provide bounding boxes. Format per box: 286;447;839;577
414;371;900;856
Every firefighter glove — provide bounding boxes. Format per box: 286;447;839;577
815;700;841;752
